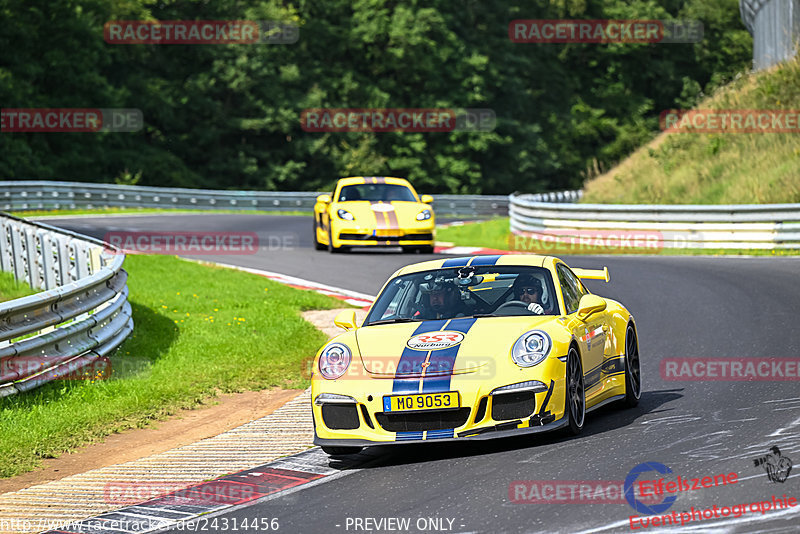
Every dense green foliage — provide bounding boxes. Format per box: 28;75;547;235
1;0;751;194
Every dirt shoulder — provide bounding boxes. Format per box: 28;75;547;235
0;307;362;496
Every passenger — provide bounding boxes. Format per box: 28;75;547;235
415;279;467;319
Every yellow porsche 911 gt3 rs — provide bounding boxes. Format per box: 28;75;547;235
311;254;642;456
313;176;435;253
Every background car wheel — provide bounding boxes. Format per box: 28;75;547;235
321;446;362;456
619;324;642;408
418;245;435;254
564;346;585;435
313;222;325;251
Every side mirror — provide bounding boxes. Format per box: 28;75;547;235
420;194;433;204
576;294;607;321
317;194;331;204
334;310;358;331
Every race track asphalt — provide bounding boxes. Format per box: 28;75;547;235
45;214;800;534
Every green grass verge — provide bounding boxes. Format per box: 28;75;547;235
9;207;312;218
0;270;37;303
437;218;513;251
437;218;800;256
0;254;346;478
582;56;800;204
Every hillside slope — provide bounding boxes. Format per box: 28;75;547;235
582;55;800;204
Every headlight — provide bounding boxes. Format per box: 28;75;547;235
319;343;352;379
416;209;432;221
337;209;355;221
511;330;551;367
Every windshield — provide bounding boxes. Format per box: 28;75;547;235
364;265;560;325
338;184;417;202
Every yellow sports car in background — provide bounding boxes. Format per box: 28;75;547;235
313;176;435;253
311;254;641;456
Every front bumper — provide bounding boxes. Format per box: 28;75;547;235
312;359;568;447
331;223;434;247
315;414;567;447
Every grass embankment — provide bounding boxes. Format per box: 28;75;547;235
0;271;37;303
582;56;800;204
0;254;344;478
10;207;311;218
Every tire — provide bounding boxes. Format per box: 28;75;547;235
619;323;642;408
564;345;585;436
321;446;363;456
313;221;326;251
327;228;342;253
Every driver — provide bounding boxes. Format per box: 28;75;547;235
511;274;546;315
415;279;467;319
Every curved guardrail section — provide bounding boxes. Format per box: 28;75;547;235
0;181;581;218
509;194;800;250
0;213;132;396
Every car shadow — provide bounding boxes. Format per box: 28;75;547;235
327;388;684;470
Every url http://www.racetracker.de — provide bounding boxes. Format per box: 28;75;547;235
628;494;797;530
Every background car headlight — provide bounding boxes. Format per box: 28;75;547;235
319;343;352;379
416;209;432;221
511;330;551;367
337;209;355;221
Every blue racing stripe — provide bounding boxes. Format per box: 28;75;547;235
421;317;477;394
392;320;447;394
442;257;471;267
426;429;455;439
468;254;502;266
396;431;424;441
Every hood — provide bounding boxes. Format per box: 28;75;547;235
334;201;428;228
355;316;559;377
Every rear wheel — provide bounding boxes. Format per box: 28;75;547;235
619;324;642;408
564;346;585;435
321;446;363;456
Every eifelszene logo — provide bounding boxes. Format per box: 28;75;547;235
753;446;793;483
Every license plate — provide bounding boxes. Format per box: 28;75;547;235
383;392;460;412
376;229;401;237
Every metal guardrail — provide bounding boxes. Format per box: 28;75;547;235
509;194;800;250
0;213;132;396
0;181;580;218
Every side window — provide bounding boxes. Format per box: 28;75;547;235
556;265;584;314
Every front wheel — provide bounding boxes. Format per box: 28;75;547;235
313;221;325;251
327;228;343;253
564;346;585;435
321;446;363;456
619;324;642;408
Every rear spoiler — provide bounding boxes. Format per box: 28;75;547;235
572;267;610;283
